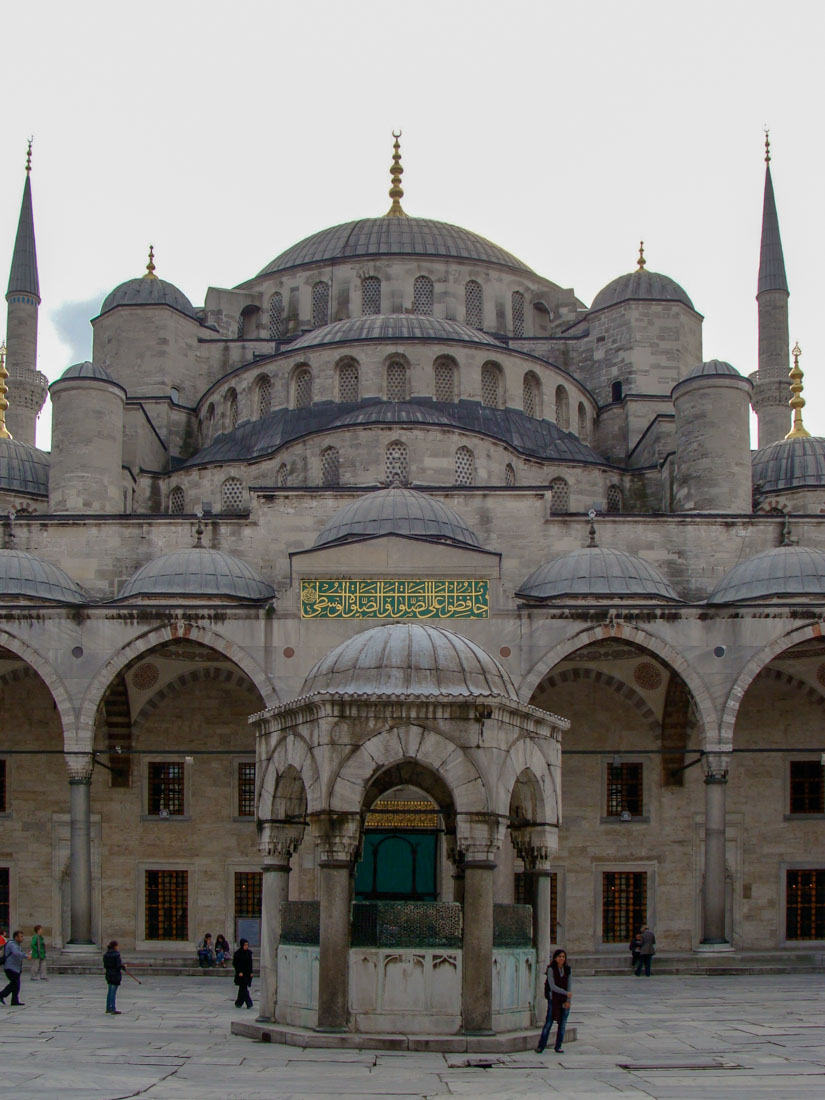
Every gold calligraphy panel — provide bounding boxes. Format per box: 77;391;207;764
301;578;488;619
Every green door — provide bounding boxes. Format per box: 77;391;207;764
354;831;438;901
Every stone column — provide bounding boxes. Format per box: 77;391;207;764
458;814;506;1034
66;753;94;945
701;754;730;945
257;829;302;1023
512;826;557;1023
311;813;360;1032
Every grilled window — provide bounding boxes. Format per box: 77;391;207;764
434;358;456;403
578;402;588;441
145;870;188;940
413;275;434;315
481;363;501;408
511;291;525;337
269;293;283;339
465;280;483;328
148;762;184;816
606;763;643;817
338;362;360;402
555;386;569;430
168;486;184;514
385;441;409;485
387;361;408;402
277;463;288;487
257;376;271;418
786;870;825;940
455;446;475;486
514;871;557;941
312;281;329;327
221;477;245;513
549;476;569;514
235;871;263;919
294;368;313;408
227;390;238;430
523;372;540;418
607;484;622;514
0;759;6;813
505;463;515;487
790;762;825;814
602;871;646;943
237;313;245;339
361;276;381;315
321;446;340;487
237;762;256;818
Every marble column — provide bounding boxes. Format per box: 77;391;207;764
512;827;556;1024
257;830;301;1023
462;860;496;1033
701;754;730;945
312;813;360;1032
67;754;94;945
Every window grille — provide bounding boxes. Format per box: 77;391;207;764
555;386;569;430
511;291;525;337
257;376;271;418
168;486;184;515
321;446;340;487
611;380;623;402
549;477;569;514
455;446;475;486
578;402;588;440
434;359;456;403
481;364;501;408
505;463;515;487
0;867;8;932
145;870;188;941
786;870;825;940
226;391;238;430
385;441;409;485
465;280;483;328
607;484;622;513
789;762;825;814
277;463;288;487
413;275;434;315
269;293;283;339
361;276;381;316
205;405;214;441
0;759;6;813
294;368;313;408
237;313;245;339
237;763;256;818
222;477;245;513
148;762;184;816
235;871;263;919
602;871;646;943
523;373;540;418
312;281;329;327
606;763;643;816
387;361;408;402
338;362;360;402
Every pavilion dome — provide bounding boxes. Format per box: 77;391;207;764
58;361;117;382
517;547;681;601
0;437;49;496
752;436;825;494
117;548;275;601
100;275;196;319
314;487;481;549
707;545;825;604
0;549;86;604
591;268;694;313
684;359;742;380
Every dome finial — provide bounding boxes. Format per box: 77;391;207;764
25;137;33;175
637;241;646;271
0;343;13;440
586;510;598;548
764;125;771;165
143;244;157;280
385;130;407;218
785;342;811;440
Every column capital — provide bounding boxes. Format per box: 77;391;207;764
702;752;730;783
456;812;507;864
510;824;557;871
258;822;304;863
65;752;93;783
309;811;361;865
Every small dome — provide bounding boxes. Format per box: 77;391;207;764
517;547;681;601
301;622;518;700
289;314;503;350
752;436;825;493
58;361;116;382
0;437;49;496
685;360;742;379
117;548;275;601
707;545;825;603
0;549;86;604
314;487;481;549
591;269;694;313
100;277;196;319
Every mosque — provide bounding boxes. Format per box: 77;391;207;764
0;132;823;1041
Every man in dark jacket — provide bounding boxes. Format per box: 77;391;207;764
1;930;31;1006
233;938;254;1009
634;926;656;976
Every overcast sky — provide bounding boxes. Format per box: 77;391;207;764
1;0;823;450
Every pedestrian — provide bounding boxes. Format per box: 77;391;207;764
214;933;231;967
103;939;130;1014
634;925;656;976
197;933;215;968
232;937;253;1009
30;925;47;981
629;929;642;970
535;948;572;1053
1;930;32;1006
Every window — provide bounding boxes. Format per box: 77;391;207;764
465;280;483;328
312;281;329;327
321;446;340;487
786;870;825;940
385;441;409;485
505;463;515;487
578;402;588;441
237;762;256;818
413;275;434;315
257;376;271;418
237;313;245;339
481;363;501;408
269;293;283;339
338;361;360;403
607;484;622;514
611;380;623;403
168;486;184;515
0;759;6;813
387;361;408;402
145;870;188;941
549;476;569;514
221;477;245;513
511;291;525;337
0;868;9;932
361;276;381;315
602;871;646;943
205;404;215;441
790;762;825;814
434;358;457;403
277;463;288;487
148;762;184;816
294;367;313;408
555;386;569;430
226;390;238;430
523;372;541;418
606;763;643;817
455;446;475;486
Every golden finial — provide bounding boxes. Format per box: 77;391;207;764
637;241;646;271
0;343;13;440
26;137;32;175
143;244;157;280
764;126;771;165
785;341;811;440
385;130;407;218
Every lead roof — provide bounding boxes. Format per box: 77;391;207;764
6;174;39;298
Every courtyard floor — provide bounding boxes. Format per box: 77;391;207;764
0;972;823;1098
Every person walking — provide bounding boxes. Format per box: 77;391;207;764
103;940;130;1014
30;925;47;981
535;948;572;1054
634;925;656;976
232;938;254;1009
1;930;32;1006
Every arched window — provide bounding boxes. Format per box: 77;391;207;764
523;372;541;418
221;477;245;513
505;463;515;487
361;276;381;316
511;291;525;337
465;280;483;328
269;293;283;339
237;305;258;339
455;446;475;486
607;484;622;514
237;313;245;339
611;380;623;403
577;401;588;441
549;476;569;514
413;275;434;315
434;356;457;403
321;446;340;487
385;440;409;485
168;485;185;514
226;389;238;430
277;463;288;487
257;375;272;418
294;367;313;408
386;360;409;402
205;403;215;442
555;385;570;431
312;281;329;327
481;362;502;408
337;360;360;403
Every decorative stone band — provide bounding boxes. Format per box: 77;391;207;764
65;751;94;782
309;810;361;865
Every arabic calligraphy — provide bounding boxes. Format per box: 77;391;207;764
301;578;489;619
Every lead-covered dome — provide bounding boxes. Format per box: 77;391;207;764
0;437;49;496
117;548;275;601
100;276;197;319
59;361;116;382
301;622;518;700
685;359;741;380
591;269;694;313
707;545;825;603
752;437;825;493
289;314;503;350
314;487;481;548
517;547;680;601
0;549;86;604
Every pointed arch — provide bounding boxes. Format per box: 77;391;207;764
0;627;75;743
258;733;322;818
497;736;559;822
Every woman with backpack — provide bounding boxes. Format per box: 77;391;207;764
536;948;572;1054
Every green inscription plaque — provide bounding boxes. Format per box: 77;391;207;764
301;578;489;619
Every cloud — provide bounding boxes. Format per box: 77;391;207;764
50;295;104;365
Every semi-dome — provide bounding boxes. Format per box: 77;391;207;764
100;276;197;319
752;436;825;493
258;217;533;276
300;622;518;700
591;269;694;313
685;359;741;380
57;361;117;383
707;545;825;604
289;314;503;350
314;487;481;549
0;549;86;604
517;547;681;601
0;437;50;496
117;548;275;601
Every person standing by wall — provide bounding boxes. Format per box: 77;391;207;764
232;938;254;1009
535;948;572;1054
30;925;47;981
634;925;656;977
103;940;130;1014
1;930;32;1006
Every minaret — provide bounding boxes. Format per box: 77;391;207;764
751;131;791;447
4;140;48;445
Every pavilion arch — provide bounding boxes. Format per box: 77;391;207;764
519;622;719;747
497;736;557;822
258;733;322;819
0;626;76;744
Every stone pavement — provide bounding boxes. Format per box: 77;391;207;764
0;972;823;1098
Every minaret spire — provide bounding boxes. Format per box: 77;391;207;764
7;140;40;300
385;131;407;218
757;130;788;295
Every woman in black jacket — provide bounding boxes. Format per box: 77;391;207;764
536;948;572;1053
103;940;127;1015
232;938;254;1009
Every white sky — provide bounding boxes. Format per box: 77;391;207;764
1;0;823;450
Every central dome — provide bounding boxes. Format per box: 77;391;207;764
258;217;533;276
314;487;481;548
